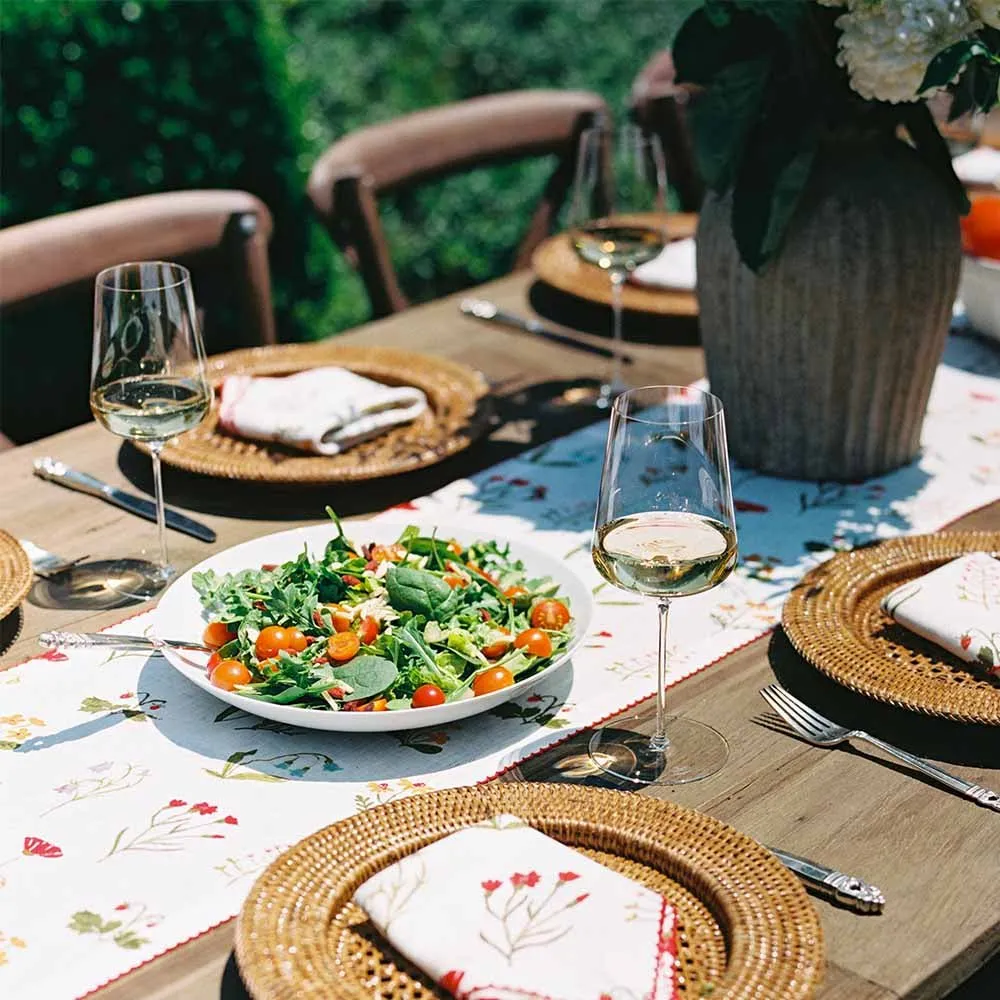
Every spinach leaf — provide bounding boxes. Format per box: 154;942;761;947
329;655;398;702
386;565;456;620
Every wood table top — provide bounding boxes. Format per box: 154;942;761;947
1;271;997;1000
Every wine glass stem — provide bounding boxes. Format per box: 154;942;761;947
651;598;671;753
608;268;626;393
149;442;169;571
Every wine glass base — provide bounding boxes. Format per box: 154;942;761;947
587;714;729;786
102;559;175;601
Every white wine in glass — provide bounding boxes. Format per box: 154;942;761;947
590;386;737;785
91;261;211;599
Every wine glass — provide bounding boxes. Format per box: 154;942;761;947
590;386;737;785
90;261;211;598
568;123;668;409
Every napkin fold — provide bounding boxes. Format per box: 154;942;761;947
631;237;697;291
952;147;1000;188
217;367;427;456
353;814;679;1000
880;552;999;677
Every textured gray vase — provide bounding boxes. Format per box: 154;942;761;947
696;138;962;481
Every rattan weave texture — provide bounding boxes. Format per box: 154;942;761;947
0;531;31;621
782;532;1000;725
235;784;824;1000
153;344;489;483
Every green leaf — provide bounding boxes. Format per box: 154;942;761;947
80;696;118;714
227;749;255;764
920;39;986;94
731;122;817;271
100;920;123;934
689;58;770;191
329;654;398;702
223;771;287;782
68;911;104;935
977;647;996;668
113;930;148;950
385;565;456;620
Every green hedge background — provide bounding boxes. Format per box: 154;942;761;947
2;0;695;342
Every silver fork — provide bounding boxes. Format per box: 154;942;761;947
760;684;1000;813
18;539;89;579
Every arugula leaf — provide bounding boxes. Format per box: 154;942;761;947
330;655;398;702
386;565;456;620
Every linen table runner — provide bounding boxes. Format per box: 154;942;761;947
1;333;998;998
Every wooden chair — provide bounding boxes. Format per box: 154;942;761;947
307;90;610;318
629;50;703;212
0;190;276;446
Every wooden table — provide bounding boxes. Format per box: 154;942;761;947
1;273;998;1000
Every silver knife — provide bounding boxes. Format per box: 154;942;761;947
768;845;885;914
33;457;216;543
460;298;635;365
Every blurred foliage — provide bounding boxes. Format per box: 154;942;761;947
2;0;696;347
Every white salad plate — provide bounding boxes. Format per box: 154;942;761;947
155;517;593;733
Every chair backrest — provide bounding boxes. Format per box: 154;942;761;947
629;50;703;212
307;90;610;318
0;190;276;445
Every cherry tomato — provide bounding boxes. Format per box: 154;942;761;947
328;631;361;662
411;683;446;708
321;604;353;632
255;626;289;660
472;666;515;696
443;573;468;589
210;659;252;691
206;650;221;674
503;585;528;600
514;628;553;658
446;539;463;556
203;621;236;649
961;195;1000;260
286;628;309;653
530;600;571;630
371;543;407;563
342;574;362;587
482;627;512;660
356;616;379;645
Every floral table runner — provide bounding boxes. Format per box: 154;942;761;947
1;333;998;998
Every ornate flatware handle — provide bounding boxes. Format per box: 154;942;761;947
768;846;885;914
39;632;208;652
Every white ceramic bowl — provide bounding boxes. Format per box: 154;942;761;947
155;517;593;732
959;254;1000;343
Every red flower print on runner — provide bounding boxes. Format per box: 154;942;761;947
189;802;217;816
734;499;769;513
102;800;238;859
557;871;580;882
439;969;465;994
38;649;68;662
391;501;419;511
115;903;129;911
509;871;540;888
509;478;530;487
223;816;238;825
961;634;972;650
596;630;613;638
22;837;62;858
168;799;187;808
481;879;502;893
572;893;590;905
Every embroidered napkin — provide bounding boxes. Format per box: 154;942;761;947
217;367;427;455
631;237;697;291
353;814;679;1000
880;552;1000;676
953;147;1000;189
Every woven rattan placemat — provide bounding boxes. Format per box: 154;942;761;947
783;532;1000;725
235;784;824;1000
0;531;31;621
153;344;490;483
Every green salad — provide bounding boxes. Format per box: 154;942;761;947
191;510;574;712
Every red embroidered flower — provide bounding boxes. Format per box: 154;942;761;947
207;834;225;839
38;649;68;662
222;815;238;825
114;903;129;911
557;871;580;882
22;837;62;858
596;630;613;638
510;871;540;888
147;703;163;712
573;892;590;904
960;634;972;650
509;477;530;487
481;879;502;893
439;969;465;994
189;802;217;815
168;799;187;808
119;692;135;699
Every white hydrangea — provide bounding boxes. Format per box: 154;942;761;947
970;1;1000;28
835;0;979;103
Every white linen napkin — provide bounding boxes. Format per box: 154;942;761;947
880;552;1000;677
217;367;427;456
353;814;680;1000
952;147;1000;188
631;237;697;291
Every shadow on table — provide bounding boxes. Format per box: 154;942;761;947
114;378;610;521
528;280;701;346
767;628;1000;769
